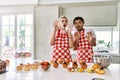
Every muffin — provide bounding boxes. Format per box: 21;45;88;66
53;61;58;68
16;65;22;70
31;63;38;69
72;60;78;69
24;65;30;71
62;61;68;68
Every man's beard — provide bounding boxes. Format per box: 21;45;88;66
77;26;83;31
78;28;82;31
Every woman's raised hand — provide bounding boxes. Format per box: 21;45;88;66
52;20;59;31
66;24;73;37
66;24;72;33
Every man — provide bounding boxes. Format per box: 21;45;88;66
73;16;96;63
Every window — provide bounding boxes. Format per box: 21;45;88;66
112;29;119;53
86;27;119;54
0;14;33;57
1;15;15;54
16;14;33;49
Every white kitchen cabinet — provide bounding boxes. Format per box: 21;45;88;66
61;5;117;26
111;55;120;64
35;6;59;60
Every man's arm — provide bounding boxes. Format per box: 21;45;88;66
73;38;79;50
87;32;96;46
89;37;96;46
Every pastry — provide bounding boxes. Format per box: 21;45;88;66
62;61;68;68
25;52;31;57
34;61;40;66
15;51;31;58
24;65;30;71
50;60;54;64
64;59;70;64
0;60;7;73
53;61;58;68
92;63;100;70
79;60;87;69
86;68;94;73
95;68;105;75
67;67;75;72
77;67;85;72
5;59;10;66
58;59;63;64
72;60;78;69
16;65;22;70
31;64;38;69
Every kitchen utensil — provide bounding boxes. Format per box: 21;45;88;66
93;54;112;68
40;61;51;71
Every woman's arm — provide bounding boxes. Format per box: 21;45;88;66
68;33;73;48
50;20;59;46
50;29;57;46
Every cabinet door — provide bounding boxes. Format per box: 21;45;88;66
112;56;120;64
62;5;117;26
35;6;59;60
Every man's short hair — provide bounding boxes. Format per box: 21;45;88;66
73;16;84;24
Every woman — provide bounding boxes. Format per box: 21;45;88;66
50;16;73;62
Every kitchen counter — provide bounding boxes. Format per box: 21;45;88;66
0;61;120;80
70;48;120;64
94;51;120;56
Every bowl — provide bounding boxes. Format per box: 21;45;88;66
93;54;112;68
40;61;51;71
41;64;51;71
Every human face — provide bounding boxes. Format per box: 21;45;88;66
59;17;68;29
74;20;84;31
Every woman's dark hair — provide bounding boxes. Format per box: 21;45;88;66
73;16;84;24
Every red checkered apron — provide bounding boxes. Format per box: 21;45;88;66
51;29;72;61
76;29;93;63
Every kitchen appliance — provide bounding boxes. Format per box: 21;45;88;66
93;54;112;68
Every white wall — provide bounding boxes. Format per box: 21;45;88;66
62;5;117;26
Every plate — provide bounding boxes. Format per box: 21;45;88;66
0;69;8;74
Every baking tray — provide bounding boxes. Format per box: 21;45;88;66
0;69;8;74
